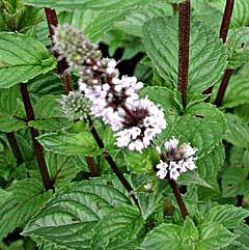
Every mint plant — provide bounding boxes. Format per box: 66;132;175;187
0;0;249;249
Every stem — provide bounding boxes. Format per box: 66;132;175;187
214;68;233;107
178;0;191;109
6;132;24;165
220;0;235;43
169;179;189;219
20;83;53;190
88;118;140;210
44;7;73;89
213;0;235;105
236;195;244;207
85;156;99;177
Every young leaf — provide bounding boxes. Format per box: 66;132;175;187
0;177;52;241
37;130;101;156
0;33;56;88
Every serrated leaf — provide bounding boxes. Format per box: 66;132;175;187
227;28;249;69
139;224;181;250
197;223;236;250
204;204;249;229
37;130;101;156
23;180;131;249
164;103;226;159
0;116;26;132
225;114;249;148
0;33;56;88
0;177;51;241
115;3;173;37
222;167;249;197
0;86;19;115
91;206;143;250
142;16;227;94
197;143;225;187
23;0;168;10
46;153;81;188
222;75;249;108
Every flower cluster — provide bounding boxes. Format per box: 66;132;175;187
54;25;167;152
156;137;197;180
60;91;90;121
53;24;101;69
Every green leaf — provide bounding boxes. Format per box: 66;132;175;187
123;147;160;173
0;33;56;88
0;116;26;132
115;3;173;37
0;177;51;240
23;0;168;10
222;75;249;108
91;206;143;250
140;86;180;115
227;28;249;69
197;223;236;250
178;171;213;189
85;10;128;41
164;103;226;159
29;95;73;131
209;0;249;29
23;180;131;249
225;114;249;148
142;16;227;94
204;204;249;229
139;224;182;250
222;167;249;197
0;86;20;115
37;130;101;156
197;143;225;187
46;153;82;188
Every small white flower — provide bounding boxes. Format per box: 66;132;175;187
155;138;198;181
164;137;179;152
115;97;167;152
156;161;168;179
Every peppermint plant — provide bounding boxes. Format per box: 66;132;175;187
0;0;249;249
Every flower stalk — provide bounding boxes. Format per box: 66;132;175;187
44;8;73;93
20;83;53;191
178;0;191;109
169;179;189;219
88;117;140;210
214;0;235;107
6;132;24;165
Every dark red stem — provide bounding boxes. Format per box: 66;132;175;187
213;0;235;105
20;83;53;190
205;0;235;96
169;179;189;219
220;0;235;43
178;0;191;109
88;118;140;210
214;68;233;107
85;156;99;177
6;132;24;165
44;7;72;92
